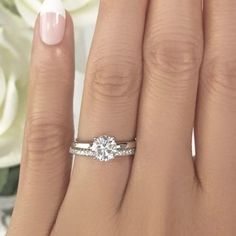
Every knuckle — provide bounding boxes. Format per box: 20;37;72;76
144;37;202;74
142;34;202;98
201;57;236;109
86;48;142;99
25;113;71;157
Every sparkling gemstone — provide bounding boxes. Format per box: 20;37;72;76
91;136;118;161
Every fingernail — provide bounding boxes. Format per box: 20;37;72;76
40;0;66;45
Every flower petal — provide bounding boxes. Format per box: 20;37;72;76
14;0;41;27
0;68;6;107
0;75;18;136
63;0;95;11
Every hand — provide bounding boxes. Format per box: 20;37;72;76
7;0;236;235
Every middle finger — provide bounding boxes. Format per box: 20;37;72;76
52;1;149;235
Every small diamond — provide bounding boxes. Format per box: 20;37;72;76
80;150;85;155
116;150;121;155
91;135;118;161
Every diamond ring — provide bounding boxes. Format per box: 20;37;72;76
69;135;136;162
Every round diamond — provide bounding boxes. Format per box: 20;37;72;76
91;136;118;161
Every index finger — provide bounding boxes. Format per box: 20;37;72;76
8;6;74;236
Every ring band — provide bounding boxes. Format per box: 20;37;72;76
70;135;136;162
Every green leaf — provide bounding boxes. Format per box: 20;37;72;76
0;168;9;192
0;166;19;196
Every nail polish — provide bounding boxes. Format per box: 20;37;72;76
40;0;66;45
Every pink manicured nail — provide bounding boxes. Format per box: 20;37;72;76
40;0;66;45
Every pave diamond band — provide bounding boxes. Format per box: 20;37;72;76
70;135;136;162
69;148;136;158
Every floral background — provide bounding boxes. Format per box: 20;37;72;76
0;0;98;234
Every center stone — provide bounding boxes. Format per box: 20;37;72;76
91;136;118;161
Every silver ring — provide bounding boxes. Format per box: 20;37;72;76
70;135;136;162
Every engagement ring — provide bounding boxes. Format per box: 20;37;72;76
70;135;136;162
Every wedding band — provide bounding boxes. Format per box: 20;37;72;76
70;135;136;162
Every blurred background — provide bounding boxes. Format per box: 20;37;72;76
0;0;98;234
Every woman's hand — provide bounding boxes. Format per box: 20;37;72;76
7;0;236;235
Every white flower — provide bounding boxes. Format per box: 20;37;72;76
0;4;32;168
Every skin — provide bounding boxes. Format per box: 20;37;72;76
7;0;236;235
